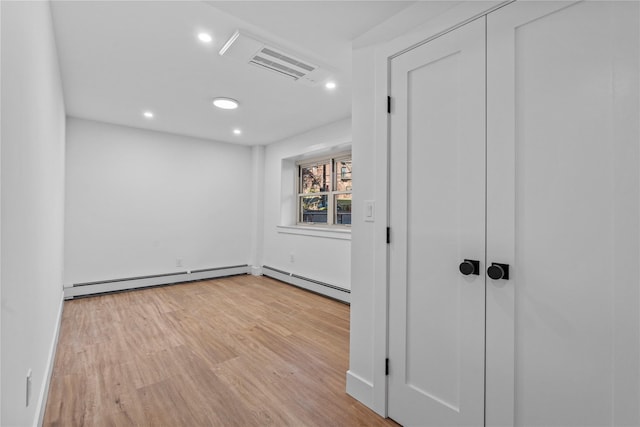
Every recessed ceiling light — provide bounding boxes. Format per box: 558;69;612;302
325;81;337;90
213;97;239;110
143;111;154;119
233;129;242;135
197;32;213;43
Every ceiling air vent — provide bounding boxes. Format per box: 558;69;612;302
219;30;331;86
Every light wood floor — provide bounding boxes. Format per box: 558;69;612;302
44;275;398;426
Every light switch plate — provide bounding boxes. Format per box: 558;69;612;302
364;200;375;222
26;369;32;407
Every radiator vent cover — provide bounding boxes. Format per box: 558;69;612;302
219;30;330;86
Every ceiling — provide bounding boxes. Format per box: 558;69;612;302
50;1;415;145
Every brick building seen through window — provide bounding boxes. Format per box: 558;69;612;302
297;153;352;226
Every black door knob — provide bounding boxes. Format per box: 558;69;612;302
487;263;510;280
459;259;480;276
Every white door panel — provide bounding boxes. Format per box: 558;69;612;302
487;1;640;426
389;17;486;427
388;1;639;426
389;1;640;426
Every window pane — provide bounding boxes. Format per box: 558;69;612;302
300;162;331;194
335;193;352;225
300;195;328;224
336;159;352;191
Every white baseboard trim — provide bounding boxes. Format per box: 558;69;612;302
346;370;376;412
250;265;263;276
262;265;350;303
64;265;249;299
35;291;64;427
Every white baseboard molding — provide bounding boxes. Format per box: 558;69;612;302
262;265;350;303
64;265;249;299
346;370;376;413
35;291;64;427
250;265;263;276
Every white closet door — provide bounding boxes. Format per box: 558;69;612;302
486;2;640;426
388;17;486;426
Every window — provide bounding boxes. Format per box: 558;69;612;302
297;153;352;226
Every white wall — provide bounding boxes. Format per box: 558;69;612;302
0;2;3;420
249;145;265;276
347;44;379;407
1;1;67;425
64;118;252;285
262;118;352;290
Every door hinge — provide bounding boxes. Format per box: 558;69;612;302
385;358;390;376
387;96;392;114
386;227;390;244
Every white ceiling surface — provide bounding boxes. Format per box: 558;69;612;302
51;1;415;145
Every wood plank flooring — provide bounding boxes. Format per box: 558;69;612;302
44;275;398;426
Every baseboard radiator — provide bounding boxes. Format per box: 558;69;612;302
262;265;350;304
64;264;249;299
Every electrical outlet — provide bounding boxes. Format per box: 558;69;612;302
289;253;295;263
176;258;183;268
26;369;32;407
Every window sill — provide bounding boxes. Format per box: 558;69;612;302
276;225;352;240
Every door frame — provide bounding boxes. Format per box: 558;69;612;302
369;0;514;417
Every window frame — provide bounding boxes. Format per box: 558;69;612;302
296;151;352;227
